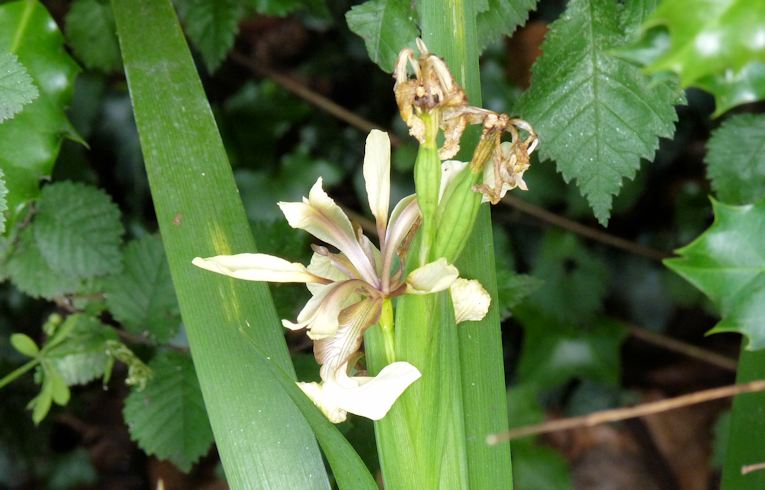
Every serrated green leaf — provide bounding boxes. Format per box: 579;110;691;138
10;333;38;357
7;227;87;299
476;0;537;52
65;0;121;72
515;306;626;389
123;351;213;472
0;51;38;123
641;0;765;115
529;230;609;323
706;114;765;204
34;181;123;278
345;0;419;73
496;270;543;320
0;0;79;227
665;199;765;349
175;0;243;72
45;314;118;386
0;168;6;234
104;235;180;343
518;0;680;224
245;0;320;17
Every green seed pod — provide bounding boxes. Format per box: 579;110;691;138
432;164;483;262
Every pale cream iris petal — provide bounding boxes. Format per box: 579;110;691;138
363;130;391;236
405;258;459;294
191;254;323;283
450;278;491;323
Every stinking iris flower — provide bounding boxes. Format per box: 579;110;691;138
193;130;489;423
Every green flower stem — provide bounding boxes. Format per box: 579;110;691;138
414;112;441;265
0;358;38;389
379;299;396;364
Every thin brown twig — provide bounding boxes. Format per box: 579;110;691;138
741;462;765;475
502;195;672;261
626;323;738;372
230;51;402;147
487;379;765;444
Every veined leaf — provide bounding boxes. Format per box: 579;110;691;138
345;0;419;73
34;182;123;278
665;199;765;349
0;51;38;122
175;0;243;73
518;0;680;224
641;0;765;116
706;114;765;204
476;0;537;52
0;0;79;227
0;168;6;234
123;351;213;472
110;0;331;486
45;315;118;386
104;235;180;343
65;0;121;72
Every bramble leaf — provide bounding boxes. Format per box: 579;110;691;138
640;0;765;116
476;0;537;52
518;0;680;224
45;315;118;386
346;0;419;73
34;182;123;278
64;0;121;72
665;200;765;350
175;0;243;72
0;0;79;227
0;51;38;122
123;351;213;472
706;114;765;204
496;270;543;320
104;235;180;343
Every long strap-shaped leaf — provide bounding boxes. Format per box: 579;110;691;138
420;0;514;487
111;1;330;487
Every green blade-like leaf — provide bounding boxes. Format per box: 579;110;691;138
110;0;330;487
104;235;180;343
475;0;537;53
706;114;765;204
0;0;79;226
45;314;118;386
175;0;243;73
518;0;680;224
0;51;38;122
665;199;765;349
0;168;6;233
124;351;213;472
34;181;124;278
64;0;121;72
345;0;419;73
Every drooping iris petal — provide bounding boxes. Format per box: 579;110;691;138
278;178;379;287
324;361;421;421
191;254;325;283
405;258;459;294
297;381;347;423
306;251;352;295
283;280;370;340
314;298;382;380
450;278;491;323
363;130;391;238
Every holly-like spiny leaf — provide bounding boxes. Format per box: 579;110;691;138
665;199;765;350
518;0;680;224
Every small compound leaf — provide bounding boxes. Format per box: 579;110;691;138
47;367;71;405
476;0;537;53
0;0;80;227
10;333;39;357
31;375;53;424
706;113;765;204
175;0;243;73
64;0;121;72
34;181;123;278
666;199;765;349
104;235;180;343
123;351;213;472
345;0;419;73
0;51;38;122
45;315;118;386
518;0;680;224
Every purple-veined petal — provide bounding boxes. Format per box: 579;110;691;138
283;280;371;339
380;195;419;291
192;254;325;283
278;178;379;287
363;130;391;239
